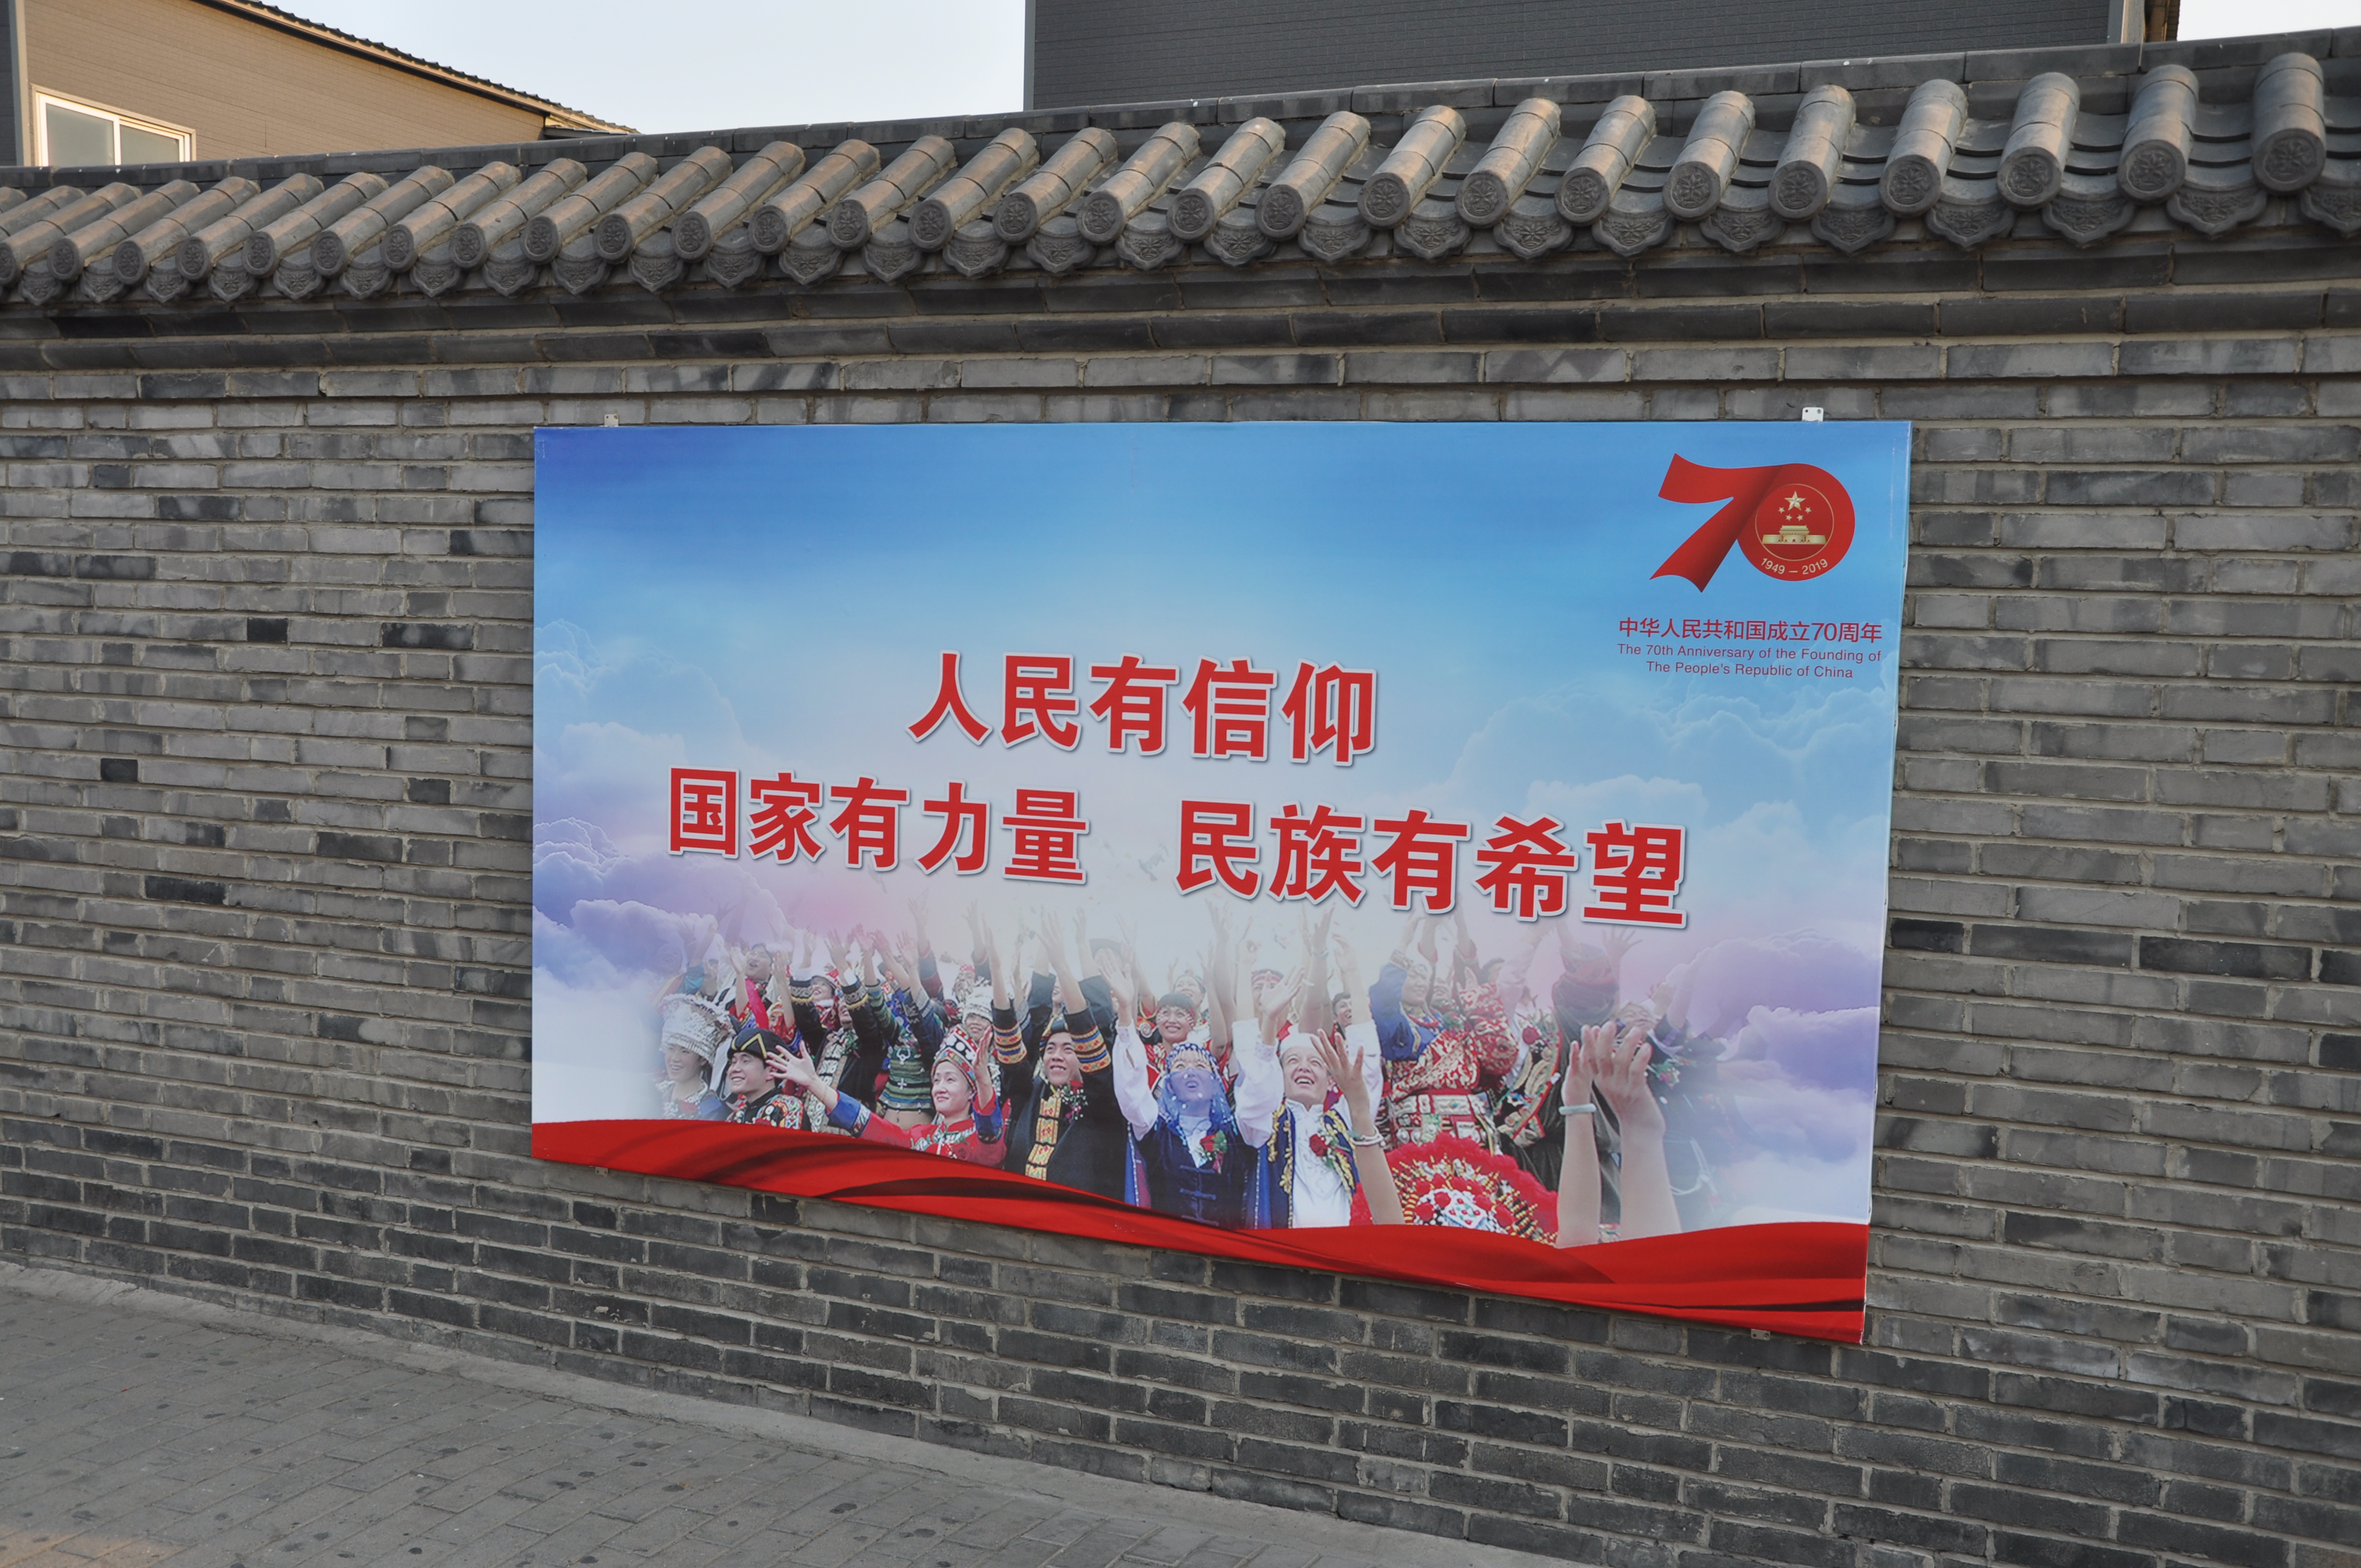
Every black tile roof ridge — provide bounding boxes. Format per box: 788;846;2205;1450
4;26;2351;185
189;0;630;133
1;25;2356;308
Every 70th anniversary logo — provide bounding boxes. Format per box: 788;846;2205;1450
1651;457;1858;587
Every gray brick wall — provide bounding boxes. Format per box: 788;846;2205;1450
2;235;2358;1567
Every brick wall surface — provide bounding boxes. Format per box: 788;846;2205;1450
2;235;2357;1568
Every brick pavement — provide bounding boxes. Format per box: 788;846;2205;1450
0;1264;1549;1568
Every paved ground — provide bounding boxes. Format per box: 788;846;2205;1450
0;1263;1546;1568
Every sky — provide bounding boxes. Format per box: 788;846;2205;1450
288;0;2346;135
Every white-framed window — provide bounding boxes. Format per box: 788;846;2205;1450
32;91;192;167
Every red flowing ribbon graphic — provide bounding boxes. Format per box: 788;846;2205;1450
537;1121;1869;1342
1652;456;1825;590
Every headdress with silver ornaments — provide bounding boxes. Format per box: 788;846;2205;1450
657;993;734;1092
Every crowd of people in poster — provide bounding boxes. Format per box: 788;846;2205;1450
651;894;1729;1249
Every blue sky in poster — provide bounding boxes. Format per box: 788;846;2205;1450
536;420;1907;813
532;421;1909;1225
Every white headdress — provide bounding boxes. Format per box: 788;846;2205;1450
657;993;733;1093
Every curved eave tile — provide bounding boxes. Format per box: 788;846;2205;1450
3;32;2357;312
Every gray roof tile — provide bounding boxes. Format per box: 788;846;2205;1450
0;30;2354;312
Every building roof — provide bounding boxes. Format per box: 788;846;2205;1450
1024;0;2123;111
0;28;2352;315
193;0;629;135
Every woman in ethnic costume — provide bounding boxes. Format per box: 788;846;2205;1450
1369;913;1520;1150
872;937;949;1133
770;937;891;1135
772;1027;1005;1165
1231;918;1404;1228
654;993;732;1120
1113;903;1278;1229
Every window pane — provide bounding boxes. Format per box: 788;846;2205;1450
44;101;113;166
119;123;183;164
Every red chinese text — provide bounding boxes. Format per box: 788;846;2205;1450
918;780;990;875
1370;810;1473;914
1475;814;1579;921
829;776;909;871
1183;657;1280;761
748;772;824;862
912;651;1382;764
1004;789;1089;883
908;651;991;743
1269;803;1366;904
1584;821;1687;927
1087;655;1180;755
669;767;737;856
1620;617;1883;644
1002;655;1081;749
1282;663;1377;765
1177;799;1260;897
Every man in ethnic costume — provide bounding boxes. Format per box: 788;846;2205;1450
992;911;1127;1201
720;1027;801;1127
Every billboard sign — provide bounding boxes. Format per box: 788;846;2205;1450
531;421;1911;1340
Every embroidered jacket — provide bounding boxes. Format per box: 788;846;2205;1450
1230;1019;1386;1228
998;1006;1126;1200
722;1085;798;1128
1114;1019;1274;1229
822;1076;1007;1167
1369;962;1518;1149
782;977;892;1134
657;1081;725;1120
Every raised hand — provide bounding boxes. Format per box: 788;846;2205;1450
766;1044;814;1091
1105;963;1134;1027
1569;1024;1610;1110
1256;966;1304;1038
1317;1031;1372;1123
1581;1022;1663;1137
980;911;1011;1009
1298;912;1332;1039
1584;1019;1678;1239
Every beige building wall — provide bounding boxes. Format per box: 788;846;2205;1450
24;0;547;159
